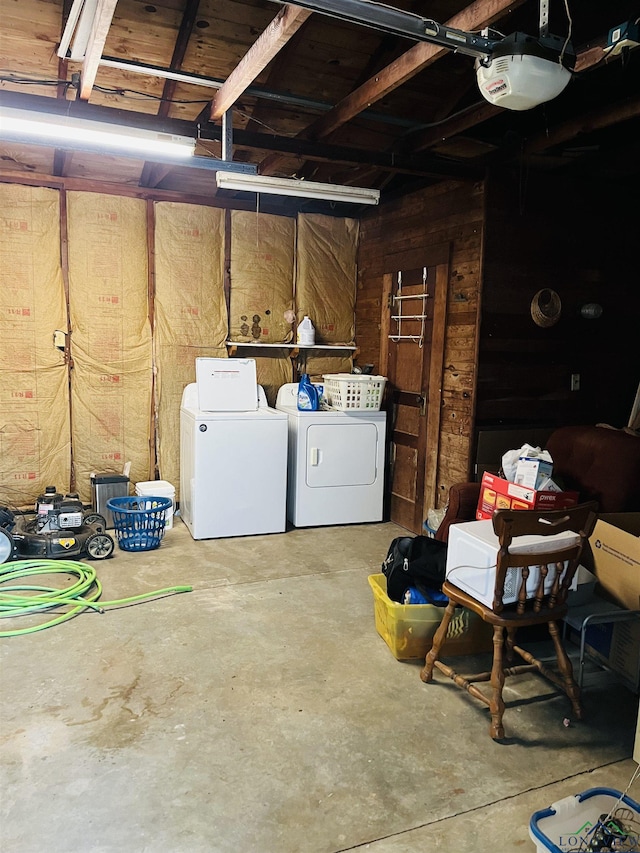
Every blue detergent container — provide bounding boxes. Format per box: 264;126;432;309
297;374;319;411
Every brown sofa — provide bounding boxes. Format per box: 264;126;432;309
435;425;640;543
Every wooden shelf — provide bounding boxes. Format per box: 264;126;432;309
226;341;358;358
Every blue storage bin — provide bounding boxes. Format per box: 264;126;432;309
106;496;171;552
529;787;640;852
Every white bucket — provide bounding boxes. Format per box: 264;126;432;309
135;480;175;530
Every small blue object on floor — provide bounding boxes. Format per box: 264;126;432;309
403;586;449;606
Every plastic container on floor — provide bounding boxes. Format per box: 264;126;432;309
529;787;640;853
368;573;493;660
106;496;171;552
135;480;175;530
91;474;130;528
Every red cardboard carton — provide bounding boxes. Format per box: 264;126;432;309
476;471;579;520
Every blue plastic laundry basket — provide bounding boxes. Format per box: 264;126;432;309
106;495;171;552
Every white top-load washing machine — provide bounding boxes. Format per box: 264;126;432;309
180;383;288;539
275;382;387;527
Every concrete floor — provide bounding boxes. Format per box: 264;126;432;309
1;519;638;853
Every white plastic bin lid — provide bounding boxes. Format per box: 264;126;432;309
136;480;175;495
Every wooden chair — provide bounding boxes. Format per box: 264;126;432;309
420;502;599;740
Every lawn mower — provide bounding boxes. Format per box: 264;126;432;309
0;486;115;563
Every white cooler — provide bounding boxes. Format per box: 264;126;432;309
135;480;175;530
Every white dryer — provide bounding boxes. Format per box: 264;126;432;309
180;383;288;539
275;383;386;527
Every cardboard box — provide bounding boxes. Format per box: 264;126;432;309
195;357;258;411
589;514;640;611
514;449;553;490
476;472;579;520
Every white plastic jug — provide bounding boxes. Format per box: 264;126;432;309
297;315;315;346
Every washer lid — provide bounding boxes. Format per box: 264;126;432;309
186;406;287;421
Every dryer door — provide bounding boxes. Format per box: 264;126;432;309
305;422;379;487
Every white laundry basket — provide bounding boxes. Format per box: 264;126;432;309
322;374;386;411
135;480;175;530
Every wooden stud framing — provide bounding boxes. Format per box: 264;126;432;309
58;189;75;492
422;255;450;519
146;198;158;480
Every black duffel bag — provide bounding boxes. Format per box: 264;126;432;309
382;535;448;603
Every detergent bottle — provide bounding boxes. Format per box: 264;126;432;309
297;373;319;411
297;315;315;346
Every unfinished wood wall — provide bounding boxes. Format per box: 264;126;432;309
480;169;640;431
357;169;639;512
357;179;485;508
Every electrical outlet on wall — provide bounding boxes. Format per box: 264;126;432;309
571;373;581;392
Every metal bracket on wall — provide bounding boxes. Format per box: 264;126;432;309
388;267;430;347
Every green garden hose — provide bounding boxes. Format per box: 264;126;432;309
0;559;192;638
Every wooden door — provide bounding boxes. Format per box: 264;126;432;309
381;245;449;533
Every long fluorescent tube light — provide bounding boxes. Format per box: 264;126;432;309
216;171;380;205
0;107;195;159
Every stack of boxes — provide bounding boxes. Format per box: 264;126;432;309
474;443;640;692
476;446;579;519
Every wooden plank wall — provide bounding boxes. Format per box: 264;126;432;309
479;168;640;432
356;179;485;509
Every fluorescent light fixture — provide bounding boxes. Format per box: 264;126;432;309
215;172;380;205
0;107;195;159
56;0;99;61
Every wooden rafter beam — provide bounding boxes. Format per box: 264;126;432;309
403;102;501;154
574;37;608;73
140;164;175;189
304;0;523;138
55;0;74;176
259;0;525;174
157;0;200;119
404;38;626;155
79;0;119;100
140;0;200;187
209;4;312;121
226;128;483;178
238;20;310;156
53;149;75;177
57;0;73;100
525;95;640;155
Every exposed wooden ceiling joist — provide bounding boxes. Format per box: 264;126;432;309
307;0;526;138
158;0;201;120
525;94;640;155
54;0;75;177
0;0;637;203
209;4;313;121
139;0;201;187
258;0;527;174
